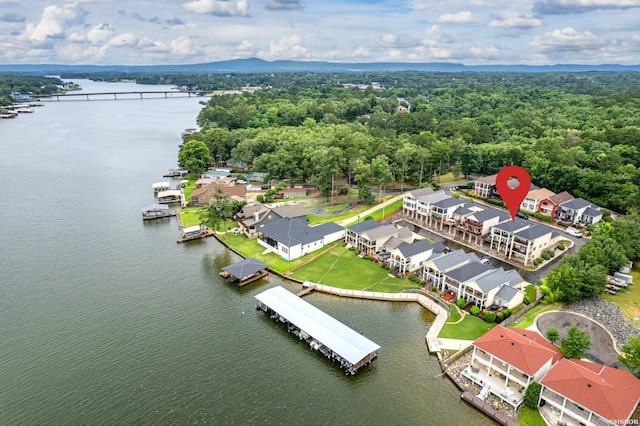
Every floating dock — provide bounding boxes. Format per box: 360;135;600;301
177;225;213;243
255;286;380;375
221;258;269;286
141;204;176;220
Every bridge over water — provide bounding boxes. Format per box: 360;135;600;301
41;91;205;101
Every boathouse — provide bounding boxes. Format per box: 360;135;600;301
152;182;170;193
221;258;268;286
255;286;380;375
157;189;182;204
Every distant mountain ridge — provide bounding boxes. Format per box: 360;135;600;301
1;58;640;73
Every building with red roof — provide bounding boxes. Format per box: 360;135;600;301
539;358;640;426
461;325;562;408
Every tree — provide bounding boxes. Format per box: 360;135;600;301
523;382;542;409
178;140;212;174
619;335;640;378
559;324;592;359
198;189;237;232
545;327;560;344
371;154;393;202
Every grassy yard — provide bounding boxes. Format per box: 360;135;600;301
511;302;562;329
182;174;199;202
180;207;204;227
524;285;538;303
289;245;421;293
324;203;349;213
602;268;640;321
439;314;495;340
518;407;546;426
307;204;371;225
446;302;463;323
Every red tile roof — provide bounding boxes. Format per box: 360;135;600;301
541;358;640;422
473;325;563;376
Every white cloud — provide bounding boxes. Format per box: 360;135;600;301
235;40;258;57
264;35;310;59
23;4;88;41
490;13;543;28
438;11;481;23
87;23;114;44
182;0;249;16
532;27;603;52
109;32;139;47
377;33;421;48
534;0;640;14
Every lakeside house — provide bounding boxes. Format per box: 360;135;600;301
520;188;555;213
556;197;603;226
257;218;344;261
461;325;563;409
539;358;640;426
236;202;307;238
537;191;574;218
402;187;435;219
489;219;561;266
190;183;246;207
422;249;480;289
388;239;446;275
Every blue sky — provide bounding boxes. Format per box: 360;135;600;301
0;0;639;65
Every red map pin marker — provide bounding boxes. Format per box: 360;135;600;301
495;165;531;221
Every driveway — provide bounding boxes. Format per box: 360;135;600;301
535;311;623;368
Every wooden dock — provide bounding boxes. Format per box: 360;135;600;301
461;392;519;426
296;285;316;297
231;269;268;286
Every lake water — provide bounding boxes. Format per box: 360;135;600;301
0;80;494;425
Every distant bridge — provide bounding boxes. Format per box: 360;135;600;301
40;91;205;101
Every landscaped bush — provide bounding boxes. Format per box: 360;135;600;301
381;264;390;270
430;285;438;292
456;298;468;309
542;252;551;261
557;243;565;250
495;311;505;322
409;275;423;284
534;258;543;266
502;308;512;318
523;296;531;305
363;255;370;260
470;305;480;316
485;198;506;208
533;213;553;222
484;311;496;323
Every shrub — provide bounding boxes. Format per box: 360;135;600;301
470;305;480;316
523;382;542;409
363;255;370;260
534;258;543;266
456;298;468;309
523;296;531;305
381;264;390;270
542;252;551;261
409;275;423;284
557;243;565;250
452;192;460;199
548;250;555;257
495;311;505;322
430;285;438;292
484;311;496;323
533;213;553;222
502;308;511;318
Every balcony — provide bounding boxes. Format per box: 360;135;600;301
461;363;524;408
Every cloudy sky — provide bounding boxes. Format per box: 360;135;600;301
1;0;639;65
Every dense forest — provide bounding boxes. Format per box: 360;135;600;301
179;72;640;215
0;75;62;105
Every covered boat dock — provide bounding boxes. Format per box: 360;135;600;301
220;258;268;286
255;286;380;375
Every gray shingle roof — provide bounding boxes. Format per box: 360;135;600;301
416;191;449;205
432;197;465;209
559;197;592;210
383;236;405;250
272;203;307;218
223;257;268;280
397;239;445;258
493;218;530;233
446;262;493;283
406;187;435;198
313;222;344;235
514;224;552;241
470;208;508;222
494;284;521;303
361;223;398;241
429;249;479;271
347;219;383;233
474;268;523;293
260;218;324;246
583;206;602;218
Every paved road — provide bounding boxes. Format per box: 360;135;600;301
536;311;622;368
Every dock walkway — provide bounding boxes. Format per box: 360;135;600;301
461;392;519;426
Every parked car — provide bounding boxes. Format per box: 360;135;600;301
516;212;529;220
236;179;247;184
565;227;583;238
479;258;490;265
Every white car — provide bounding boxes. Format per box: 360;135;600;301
565;227;583;238
479;258;490;265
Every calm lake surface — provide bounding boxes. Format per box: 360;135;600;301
0;80;494;425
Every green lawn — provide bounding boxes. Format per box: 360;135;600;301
446;303;462;323
182;175;199;202
180;207;204;227
518;408;546;426
324;203;349;213
439;314;496;340
290;245;420;293
307;204;371;225
524;285;538;303
511;302;562;329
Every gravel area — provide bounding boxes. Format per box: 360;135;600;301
564;296;640;348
